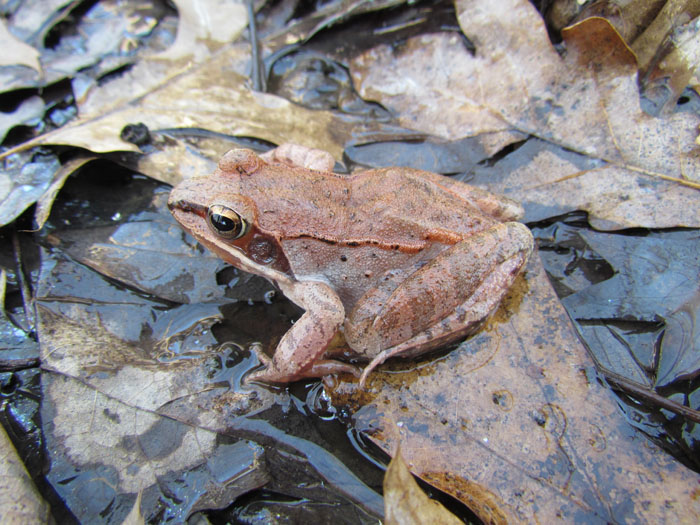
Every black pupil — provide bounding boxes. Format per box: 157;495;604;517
211;213;237;232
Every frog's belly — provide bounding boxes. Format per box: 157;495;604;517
281;238;448;310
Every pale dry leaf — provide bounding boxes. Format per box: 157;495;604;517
0;19;41;71
3;46;363;172
467;138;698;230
160;0;248;60
77;0;247;118
384;448;462;525
641;12;700;114
0;424;51;523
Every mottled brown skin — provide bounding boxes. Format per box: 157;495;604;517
168;145;534;387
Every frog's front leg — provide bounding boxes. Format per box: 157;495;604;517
345;221;534;387
246;280;360;384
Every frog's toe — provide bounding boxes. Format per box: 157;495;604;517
249;342;271;366
358;351;392;389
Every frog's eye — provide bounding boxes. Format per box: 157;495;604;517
208;204;247;239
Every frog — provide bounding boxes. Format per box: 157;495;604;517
168;144;534;387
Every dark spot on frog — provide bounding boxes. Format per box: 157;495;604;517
340;254;348;261
249;237;277;264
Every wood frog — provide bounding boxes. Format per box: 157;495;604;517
168;144;534;387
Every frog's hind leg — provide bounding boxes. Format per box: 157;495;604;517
357;252;523;387
352;222;534;388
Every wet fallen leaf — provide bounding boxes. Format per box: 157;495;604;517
0;96;44;145
350;0;700;229
0;151;59;227
121;491;145;525
1;1;169;94
383;448;462;525
560;229;700;390
328;255;700;523
33;155;95;229
42;372;270;522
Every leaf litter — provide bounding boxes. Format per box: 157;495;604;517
0;0;699;522
350;0;700;229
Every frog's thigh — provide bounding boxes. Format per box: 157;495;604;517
247;281;356;383
346;222;532;357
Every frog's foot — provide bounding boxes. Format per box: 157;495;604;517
359;353;391;389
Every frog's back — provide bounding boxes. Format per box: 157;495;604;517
240;163;496;249
346;167;497;242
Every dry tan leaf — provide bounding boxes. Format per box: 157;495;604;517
384;448;462;525
0;424;51;523
2;46;369;173
468;138;698;230
350;0;700;229
76;3;248;118
329;256;700;523
0;19;41;71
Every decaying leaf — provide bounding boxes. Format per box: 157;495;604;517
121;491;145;525
350;0;700;229
383;448;462;525
328;256;700;523
0;151;59;227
